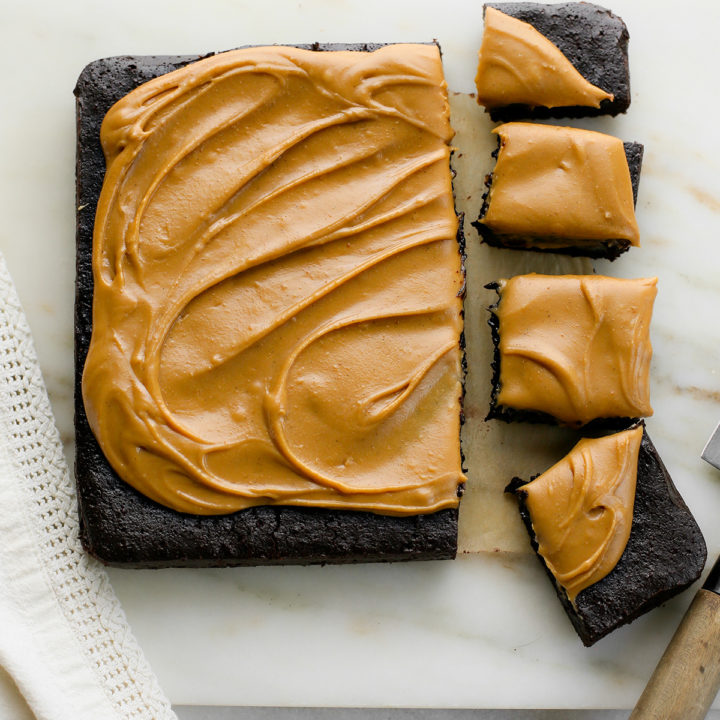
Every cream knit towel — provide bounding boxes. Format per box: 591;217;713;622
0;254;176;720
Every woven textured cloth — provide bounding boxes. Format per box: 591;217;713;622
0;254;176;720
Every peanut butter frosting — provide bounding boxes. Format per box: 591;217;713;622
475;7;613;111
82;44;466;516
522;426;642;602
480;122;640;246
496;274;656;426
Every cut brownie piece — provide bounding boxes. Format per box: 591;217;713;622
74;45;465;568
487;274;656;427
473;122;643;259
476;2;631;121
507;423;707;646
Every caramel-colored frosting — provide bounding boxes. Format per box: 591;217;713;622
496;274;656;426
481;122;640;247
82;45;466;516
523;426;642;601
475;7;613;111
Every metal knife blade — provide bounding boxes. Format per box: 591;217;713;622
702;422;720;471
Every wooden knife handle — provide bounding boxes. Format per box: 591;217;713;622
630;589;720;720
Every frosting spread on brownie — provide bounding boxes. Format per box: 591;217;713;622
522;426;642;602
475;7;613;110
480;123;640;246
82;45;466;515
496;274;656;425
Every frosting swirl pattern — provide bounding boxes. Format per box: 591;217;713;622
82;45;466;515
496;274;656;426
522;426;642;601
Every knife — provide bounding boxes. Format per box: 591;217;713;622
630;423;720;720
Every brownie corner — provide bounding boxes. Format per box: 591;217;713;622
481;1;631;120
509;424;707;646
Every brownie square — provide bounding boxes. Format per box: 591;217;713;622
74;46;463;568
477;2;631;121
473;123;643;260
507;423;707;646
487;274;656;427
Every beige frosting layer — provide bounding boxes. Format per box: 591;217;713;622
496;274;656;426
481;122;640;246
475;7;613;111
523;426;642;602
82;45;466;516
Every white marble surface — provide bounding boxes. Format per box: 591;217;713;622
2;0;720;710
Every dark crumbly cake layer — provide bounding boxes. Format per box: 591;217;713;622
507;424;707;646
74;47;462;568
484;2;631;121
474;141;644;261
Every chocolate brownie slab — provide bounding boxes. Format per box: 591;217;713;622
74;46;463;567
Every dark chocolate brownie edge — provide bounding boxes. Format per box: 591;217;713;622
74;45;461;568
624;141;644;206
472;138;643;261
507;424;707;646
456;212;469;476
483;2;631;121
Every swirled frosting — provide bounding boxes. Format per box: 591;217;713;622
496;274;656;425
480;122;640;246
475;7;613;111
82;45;466;516
522;426;642;601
